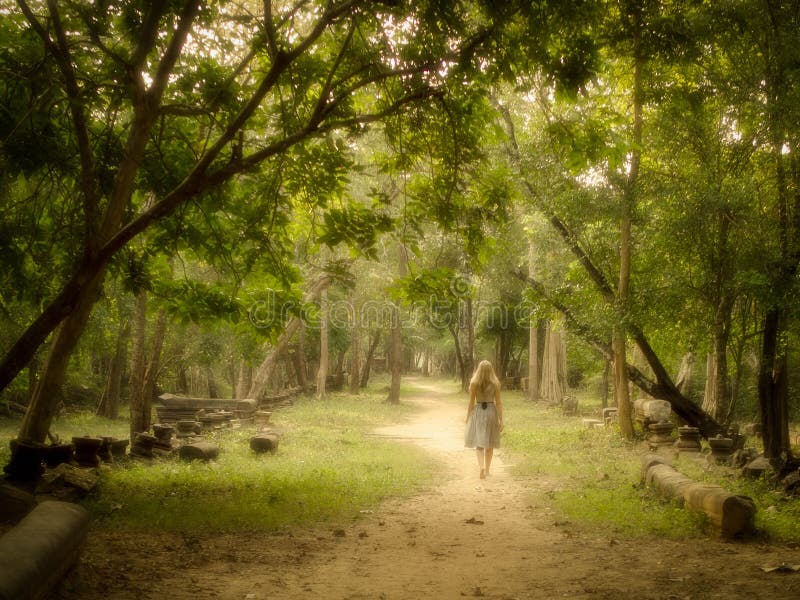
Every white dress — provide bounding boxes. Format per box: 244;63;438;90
464;382;501;449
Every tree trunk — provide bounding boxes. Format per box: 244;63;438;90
235;362;252;399
675;352;695;396
206;366;218;398
758;308;790;459
176;364;188;394
16;268;106;443
360;329;381;388
528;240;540;401
27;356;38;405
128;290;148;441
350;304;360;394
540;322;566;405
387;301;403;404
97;319;130;419
448;322;467;391
612;3;643;441
316;288;329;400
289;343;308;393
601;359;610;409
702;352;717;418
526;314;541;398
248;275;329;400
129;298;167;439
140;309;168;430
463;296;474;386
333;349;346;389
386;245;407;404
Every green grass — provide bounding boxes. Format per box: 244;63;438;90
1;386;436;534
675;453;800;542
3;379;799;542
0;411;130;466
501;389;774;540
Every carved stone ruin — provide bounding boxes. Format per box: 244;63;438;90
250;432;280;454
3;441;46;481
675;426;702;453
176;419;201;437
130;432;157;459
179;441;219;461
254;411;272;426
648;421;675;451
71;436;102;468
708;435;734;464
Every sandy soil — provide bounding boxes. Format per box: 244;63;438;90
63;380;800;599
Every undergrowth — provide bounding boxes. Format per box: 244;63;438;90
2;379;799;543
2;385;435;534
501;389;800;543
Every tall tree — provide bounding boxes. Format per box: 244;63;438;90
1;0;478;443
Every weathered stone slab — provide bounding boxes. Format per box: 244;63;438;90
0;484;35;524
250;433;280;454
179;442;219;461
0;500;90;600
643;457;756;538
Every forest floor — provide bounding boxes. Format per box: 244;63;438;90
64;379;800;600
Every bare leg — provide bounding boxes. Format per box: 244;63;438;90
484;447;494;476
475;447;485;478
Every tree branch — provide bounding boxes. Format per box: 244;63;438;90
17;0;101;248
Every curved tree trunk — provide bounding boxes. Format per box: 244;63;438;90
360;329;381;388
17;270;106;444
248;275;329;400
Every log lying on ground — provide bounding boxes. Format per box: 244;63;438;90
0;500;90;600
642;455;756;538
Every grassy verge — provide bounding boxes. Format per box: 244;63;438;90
501;389;800;542
0;411;130;466
1;384;436;534
675;454;800;542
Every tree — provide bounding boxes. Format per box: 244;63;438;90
0;0;489;443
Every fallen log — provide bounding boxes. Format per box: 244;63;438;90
643;457;755;538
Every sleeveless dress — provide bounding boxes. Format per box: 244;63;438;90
464;382;501;449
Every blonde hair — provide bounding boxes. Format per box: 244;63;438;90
470;360;500;390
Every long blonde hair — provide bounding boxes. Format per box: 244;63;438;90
470;360;500;390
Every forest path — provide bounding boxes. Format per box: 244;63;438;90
73;378;800;599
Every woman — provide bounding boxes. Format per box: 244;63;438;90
464;360;503;479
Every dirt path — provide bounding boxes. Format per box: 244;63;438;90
71;379;800;599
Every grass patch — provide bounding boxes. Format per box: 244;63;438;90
675;454;800;543
0;411;130;466
502;390;711;539
1;386;436;534
502;388;800;542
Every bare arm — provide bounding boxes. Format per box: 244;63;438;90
466;384;476;422
495;385;503;431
